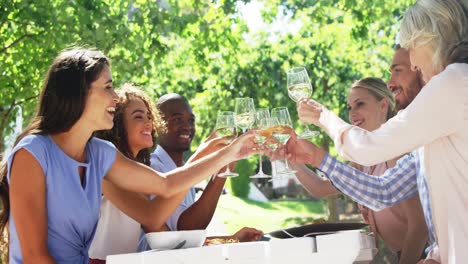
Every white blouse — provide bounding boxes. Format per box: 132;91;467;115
317;63;468;264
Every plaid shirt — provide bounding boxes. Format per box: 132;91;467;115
319;149;436;254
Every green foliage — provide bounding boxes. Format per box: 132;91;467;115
1;0;414;157
229;158;256;198
216;194;325;233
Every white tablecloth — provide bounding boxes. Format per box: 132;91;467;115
107;230;377;264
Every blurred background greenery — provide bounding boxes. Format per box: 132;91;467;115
0;0;415;262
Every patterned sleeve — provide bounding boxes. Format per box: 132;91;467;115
319;153;418;211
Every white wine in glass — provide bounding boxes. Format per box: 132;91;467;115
250;108;272;179
234;98;256;133
286;67;319;138
271;107;296;175
215;111;239;178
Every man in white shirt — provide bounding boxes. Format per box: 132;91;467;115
138;93;230;251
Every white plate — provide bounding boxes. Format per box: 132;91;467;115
145;229;207;250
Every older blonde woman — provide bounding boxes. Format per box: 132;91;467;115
296;0;468;263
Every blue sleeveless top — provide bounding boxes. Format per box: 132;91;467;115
6;135;117;264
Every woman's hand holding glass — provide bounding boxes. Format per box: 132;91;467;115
287;67;319;138
187;131;234;164
270;107;296;174
297;98;324;127
283;130;325;167
250;108;272;179
234;98;256;134
215;111;239;178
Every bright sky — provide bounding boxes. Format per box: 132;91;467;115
237;0;302;42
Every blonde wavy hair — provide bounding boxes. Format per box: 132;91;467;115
399;0;468;70
351;77;396;120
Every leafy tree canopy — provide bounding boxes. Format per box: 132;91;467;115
1;0;413;157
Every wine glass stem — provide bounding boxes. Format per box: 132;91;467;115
258;155;264;174
284;158;291;170
224;163;232;173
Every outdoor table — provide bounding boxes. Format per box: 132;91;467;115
107;230;377;264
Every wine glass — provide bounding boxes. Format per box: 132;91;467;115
215;111;239;178
250;108;272;179
286;67;319;138
234;98;256;133
271;107;297;175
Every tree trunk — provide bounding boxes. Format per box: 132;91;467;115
319;136;340;222
326;195;339;221
0;111;5;157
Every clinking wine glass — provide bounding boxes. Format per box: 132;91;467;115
234;97;256;134
271;107;297;175
215;111;239;178
250;108;272;179
286;66;319;138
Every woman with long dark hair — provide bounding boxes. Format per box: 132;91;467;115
0;48;256;263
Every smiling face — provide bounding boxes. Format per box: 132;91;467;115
347;87;389;131
388;48;423;110
81;65;117;131
124;98;155;157
158;99;195;153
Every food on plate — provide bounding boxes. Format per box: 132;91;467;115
203;237;239;246
305;218;327;225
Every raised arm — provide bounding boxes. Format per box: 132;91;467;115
102;179;186;231
298;65;465;166
319;153;418;210
105;131;257;199
176;176;226;230
173;133;233;230
289;162;339;198
9;149;56;264
102;135;236;231
286;138;419;210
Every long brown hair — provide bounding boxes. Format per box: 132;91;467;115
95;84;163;166
0;48;110;255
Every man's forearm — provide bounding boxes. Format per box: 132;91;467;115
177;177;226;230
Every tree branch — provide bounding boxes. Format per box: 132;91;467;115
0;100;17;132
0;94;39;130
12;94;39;107
0;33;35;55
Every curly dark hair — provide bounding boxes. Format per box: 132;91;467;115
95;83;164;166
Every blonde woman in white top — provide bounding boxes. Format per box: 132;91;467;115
296;0;468;263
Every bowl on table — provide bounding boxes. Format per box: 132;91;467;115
145;229;207;250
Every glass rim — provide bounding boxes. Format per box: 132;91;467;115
271;106;288;112
218;111;234;115
286;66;308;74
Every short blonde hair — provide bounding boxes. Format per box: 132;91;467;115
351;77;396;120
399;0;468;70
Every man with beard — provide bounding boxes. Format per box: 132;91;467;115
388;45;424;111
289;46;438;263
